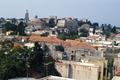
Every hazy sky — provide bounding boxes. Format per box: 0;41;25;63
0;0;120;26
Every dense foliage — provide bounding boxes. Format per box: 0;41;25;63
55;45;64;52
0;41;60;80
3;21;27;36
57;32;79;40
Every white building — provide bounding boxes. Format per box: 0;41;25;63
24;43;35;48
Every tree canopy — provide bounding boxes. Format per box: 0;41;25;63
0;41;60;79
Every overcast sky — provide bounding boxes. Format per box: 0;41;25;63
0;0;120;26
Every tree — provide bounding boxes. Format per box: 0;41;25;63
57;33;79;40
11;18;17;24
78;20;92;26
30;42;44;69
101;24;105;31
92;23;99;34
79;28;89;37
92;23;99;27
107;24;112;32
4;22;17;32
48;19;55;28
55;45;64;52
93;26;96;34
17;22;26;35
57;34;66;40
101;24;112;38
0;41;35;79
0;41;60;79
111;26;117;34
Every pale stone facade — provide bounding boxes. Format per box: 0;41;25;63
114;53;120;75
114;57;119;70
65;47;96;61
57;20;66;28
57;18;78;33
55;60;100;80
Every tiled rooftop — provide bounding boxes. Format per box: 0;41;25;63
29;35;96;51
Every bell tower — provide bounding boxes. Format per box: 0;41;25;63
25;10;29;23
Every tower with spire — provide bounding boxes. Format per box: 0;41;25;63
25;10;29;23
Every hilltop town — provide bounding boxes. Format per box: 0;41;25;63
0;11;120;80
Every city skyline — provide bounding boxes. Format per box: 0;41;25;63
0;0;120;26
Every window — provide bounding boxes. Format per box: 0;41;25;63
71;55;75;61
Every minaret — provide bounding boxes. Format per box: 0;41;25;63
25;10;29;23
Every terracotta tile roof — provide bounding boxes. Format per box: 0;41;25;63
63;41;71;47
115;34;120;37
29;35;63;44
92;45;104;48
65;39;95;51
14;42;24;48
16;36;29;41
88;35;99;39
29;35;51;43
50;36;63;45
29;35;96;51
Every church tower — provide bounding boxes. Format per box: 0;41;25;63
25;10;29;23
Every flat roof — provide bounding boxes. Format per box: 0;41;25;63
56;60;99;67
39;76;75;80
9;78;35;80
9;76;75;80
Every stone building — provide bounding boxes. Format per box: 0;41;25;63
25;16;48;33
25;35;108;80
55;58;107;80
63;39;98;61
114;53;120;76
55;60;100;80
28;35;101;60
57;18;78;34
25;10;29;23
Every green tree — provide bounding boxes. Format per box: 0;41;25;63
79;28;89;37
0;41;34;79
92;23;99;34
55;45;64;52
111;26;117;34
57;34;66;40
0;41;61;79
48;19;55;28
101;24;112;38
4;22;17;32
57;32;79;40
30;42;44;69
17;22;26;36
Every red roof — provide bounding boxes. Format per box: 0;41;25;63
88;35;99;39
14;43;24;48
29;35;96;51
115;34;120;37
